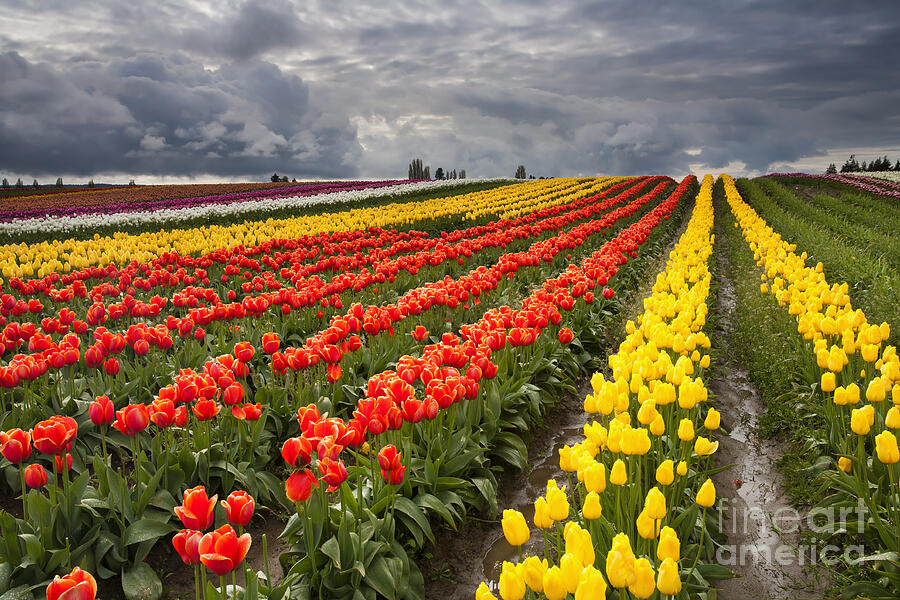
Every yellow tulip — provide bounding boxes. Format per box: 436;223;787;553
498;561;525;600
564;523;595;567
866;377;886;403
574;564;608;600
696;478;716;507
583;491;603;520
838;456;852;472
677;419;695;442
610;459;627;486
886;406;900;429
521;556;547;593
558;445;577;472
676;460;688;476
476;582;498;600
584;461;607;493
656;459;675;486
501;509;530;547
541;566;567;600
656;557;682;595
650;413;666;436
644;487;666;520
821;372;836;393
875;430;900;464
657;526;681;561
694;436;719;457
850;408;870;435
546;482;570;521
636;508;659;540
628;557;656;599
704;407;720;430
533;497;554;529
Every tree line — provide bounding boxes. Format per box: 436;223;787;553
408;158;465;180
827;154;900;174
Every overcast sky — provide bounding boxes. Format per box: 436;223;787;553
1;0;899;182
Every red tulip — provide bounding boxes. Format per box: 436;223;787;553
0;428;32;463
172;529;202;565
317;457;348;492
174;486;217;531
55;453;72;472
32;416;77;455
192;399;220;421
231;402;262;421
24;463;48;488
602;287;615;299
198;524;251;575
411;326;428;342
381;465;405;485
174;405;188;427
558;328;574;344
103;357;119;376
281;437;312;467
221;491;254;527
261;333;280;354
88;396;115;426
326;363;342;383
377;445;402;472
45;567;97;600
111;404;150;436
234;342;254;363
285;468;319;502
222;383;244;407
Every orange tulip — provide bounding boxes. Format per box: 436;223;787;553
285;468;319;502
174;485;217;531
45;567;97;600
172;529;203;565
112;404;150;436
0;428;32;463
32;416;77;455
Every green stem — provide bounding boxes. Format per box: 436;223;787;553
686;505;708;585
19;465;27;522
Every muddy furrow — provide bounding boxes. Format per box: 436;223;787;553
710;195;827;600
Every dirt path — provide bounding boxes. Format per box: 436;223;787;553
710;197;828;600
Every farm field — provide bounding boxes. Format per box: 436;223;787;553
0;175;898;600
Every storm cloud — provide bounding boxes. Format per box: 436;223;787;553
1;0;898;181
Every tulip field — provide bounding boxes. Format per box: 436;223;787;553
0;173;898;600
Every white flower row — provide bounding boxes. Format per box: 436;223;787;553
2;179;512;236
863;171;900;184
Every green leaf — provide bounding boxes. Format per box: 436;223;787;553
696;563;737;580
321;536;342;569
393;497;434;545
365;555;400;600
122;563;163;600
414;493;456;529
123;519;174;546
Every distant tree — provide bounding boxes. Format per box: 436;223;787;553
56;177;63;187
515;165;526;179
434;167;444;180
408;158;427;180
128;179;136;186
32;179;39;188
825;163;837;174
15;178;24;188
459;169;466;179
281;176;289;182
292;178;297;182
423;166;430;179
87;179;94;188
271;172;280;182
1;178;8;188
895;160;900;171
840;154;859;173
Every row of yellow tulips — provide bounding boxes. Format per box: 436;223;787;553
1;178;628;280
477;175;720;599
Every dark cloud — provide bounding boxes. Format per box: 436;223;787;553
1;0;899;180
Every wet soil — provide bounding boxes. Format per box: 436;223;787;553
710;198;829;599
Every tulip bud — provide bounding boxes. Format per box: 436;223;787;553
821;372;836;393
657;526;680;561
475;582;497;600
677;419;695;442
676;460;688;476
629;557;656;598
656;459;675;486
656;557;682;595
875;431;900;464
644;487;666;520
533;496;554;529
501;509;530;547
866;377;886;403
498;561;525;600
610;459;627;486
704;407;720;430
574;564;607;600
24;463;48;488
696;478;716;507
838;456;852;472
583;491;602;520
886;407;900;429
522;556;548;592
546;482;570;521
850;408;871;435
542;566;568;600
